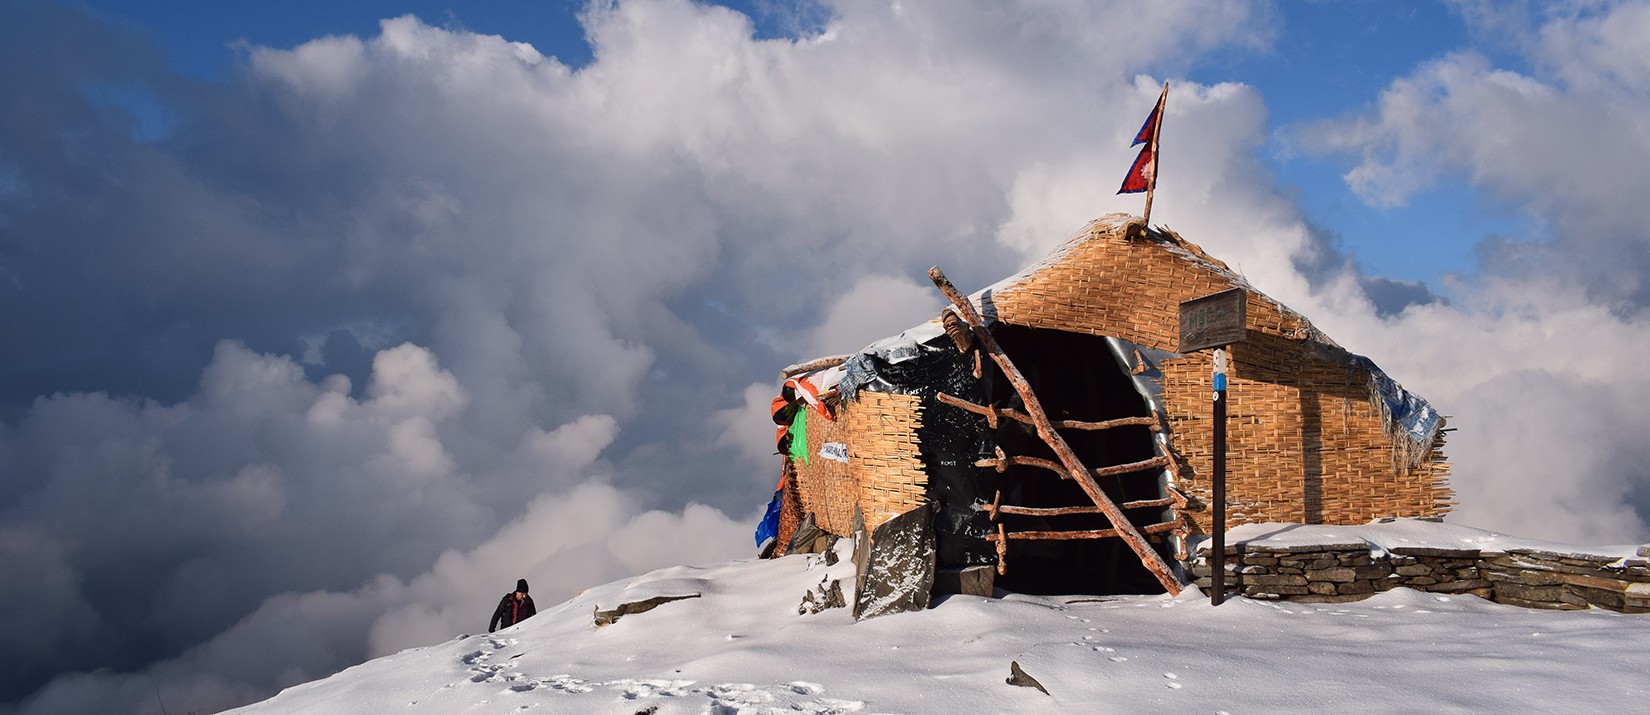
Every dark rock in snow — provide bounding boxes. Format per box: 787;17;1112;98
799;576;846;615
1006;660;1049;695
592;594;701;627
852;503;936;621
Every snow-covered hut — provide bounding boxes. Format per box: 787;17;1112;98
766;214;1452;614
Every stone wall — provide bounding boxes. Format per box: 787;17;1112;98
1189;542;1650;613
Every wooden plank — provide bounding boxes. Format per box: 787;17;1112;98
1178;287;1247;352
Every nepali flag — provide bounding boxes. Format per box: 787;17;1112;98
1118;85;1167;195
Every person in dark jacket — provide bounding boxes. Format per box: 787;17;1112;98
488;578;537;632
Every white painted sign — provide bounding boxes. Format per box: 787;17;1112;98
819;442;849;463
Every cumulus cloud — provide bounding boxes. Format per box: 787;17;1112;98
14;482;749;715
1293;1;1650;303
1281;0;1650;541
806;274;945;357
3;0;1649;713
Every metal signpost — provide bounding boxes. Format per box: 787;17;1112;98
1179;288;1246;605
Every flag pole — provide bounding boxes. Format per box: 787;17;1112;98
1142;80;1167;227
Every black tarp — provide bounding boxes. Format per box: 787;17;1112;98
837;325;1171;596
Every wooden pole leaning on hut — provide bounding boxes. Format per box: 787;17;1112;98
926;266;1184;596
780;354;853;380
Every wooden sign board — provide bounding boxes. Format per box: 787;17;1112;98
1178;288;1247;352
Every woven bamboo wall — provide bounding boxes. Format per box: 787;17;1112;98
789;392;930;536
847;392;928;531
988;214;1452;529
989;217;1314;352
1161;350;1453;531
792;411;857;536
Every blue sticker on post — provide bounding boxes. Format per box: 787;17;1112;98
1212;347;1229;393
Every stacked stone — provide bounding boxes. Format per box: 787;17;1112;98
1188;541;1650;613
1479;548;1650;613
1190;542;1398;604
1385;547;1492;599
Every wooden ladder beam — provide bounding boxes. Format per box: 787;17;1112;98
936;392;1160;432
928;266;1184;595
982;496;1178;520
974;454;1171;480
985;520;1181;543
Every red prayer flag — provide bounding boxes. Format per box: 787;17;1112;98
1118;143;1155;194
1130;99;1161;148
1118;85;1167;195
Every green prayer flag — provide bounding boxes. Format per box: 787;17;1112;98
788;408;810;465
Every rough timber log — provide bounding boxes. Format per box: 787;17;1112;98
780;354;852;379
981;496;1178;520
973;454;1172;480
936;392;1160;432
985;520;1180;542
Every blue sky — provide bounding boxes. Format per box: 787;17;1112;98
1196;0;1531;284
6;2;1650;713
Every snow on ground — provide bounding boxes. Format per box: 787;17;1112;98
229;532;1650;714
1217;520;1644;561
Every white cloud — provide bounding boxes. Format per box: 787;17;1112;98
807;274;944;357
11;481;749;715
1293;2;1650;301
711;382;784;473
366;342;468;418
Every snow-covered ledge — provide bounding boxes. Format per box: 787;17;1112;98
1189;520;1650;613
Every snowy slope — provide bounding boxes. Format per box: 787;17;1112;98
227;535;1650;714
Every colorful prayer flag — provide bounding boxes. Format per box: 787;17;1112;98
1118;84;1167;195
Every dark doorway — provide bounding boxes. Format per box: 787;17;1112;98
987;327;1169;596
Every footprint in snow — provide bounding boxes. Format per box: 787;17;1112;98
707;682;776;706
615;678;696;699
815;696;866;712
546;675;595;694
469;663;510;683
